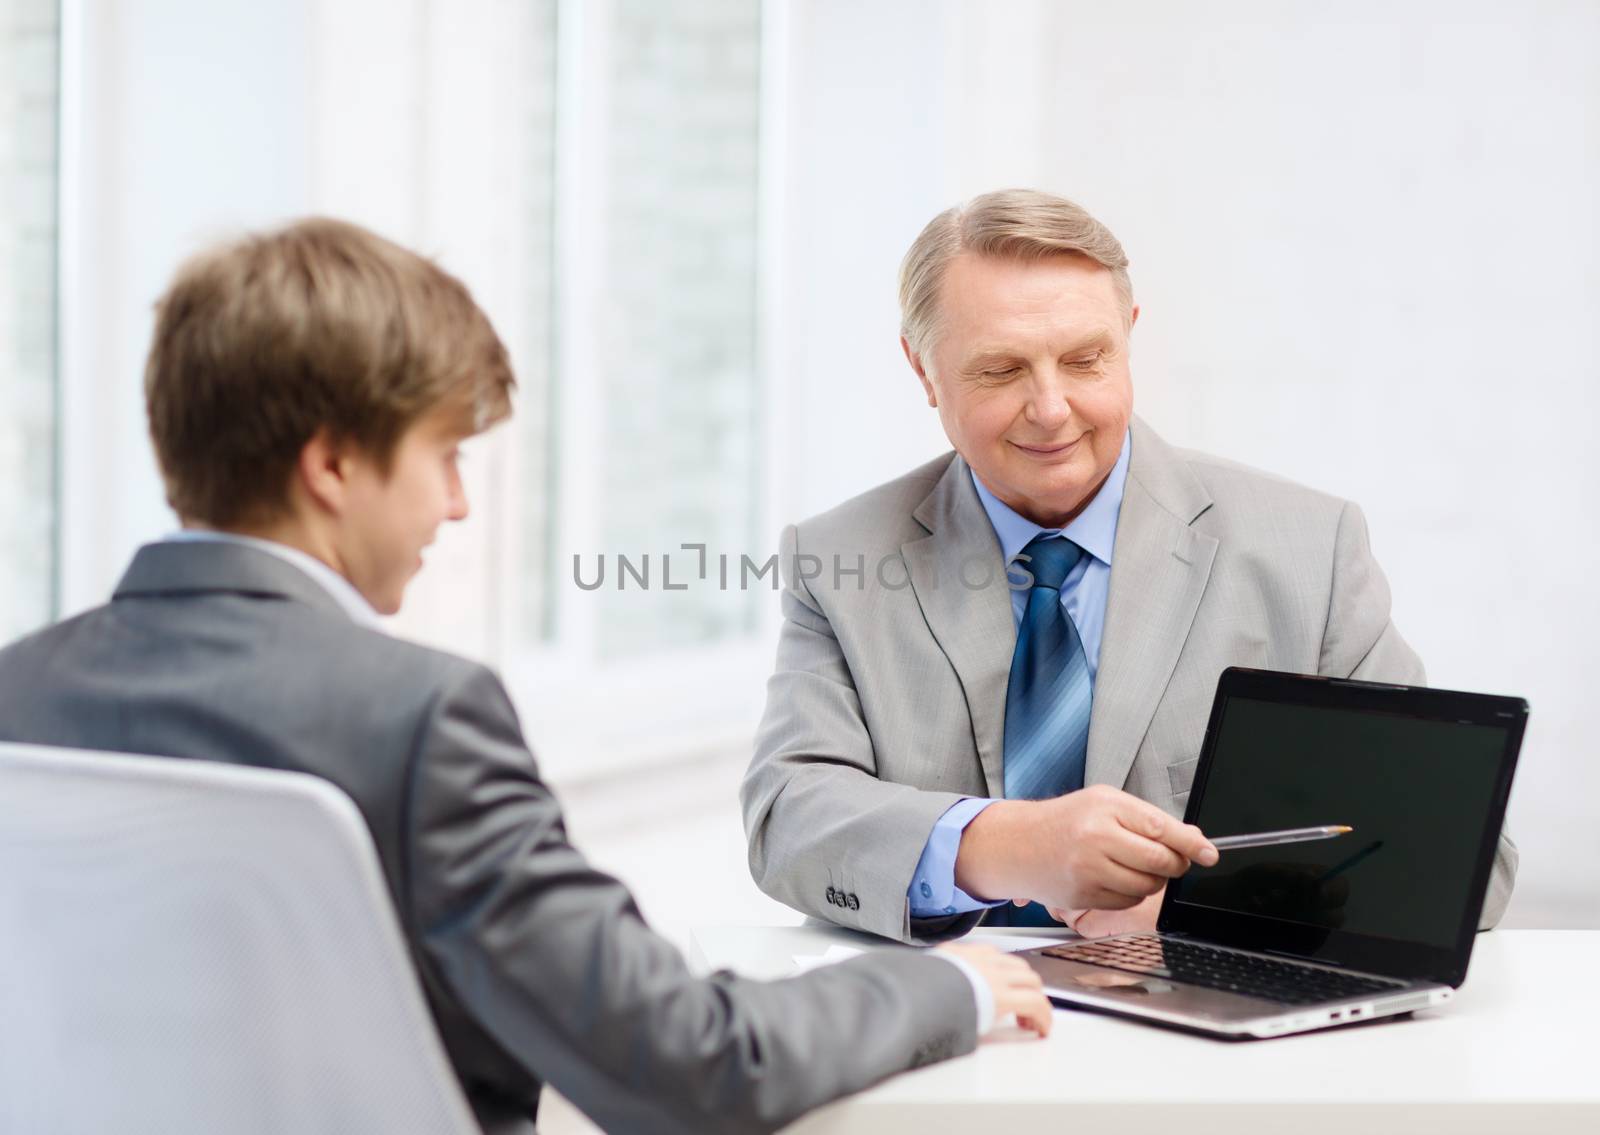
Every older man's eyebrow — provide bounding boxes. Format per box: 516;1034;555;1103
962;350;1025;369
1062;328;1115;354
961;329;1115;369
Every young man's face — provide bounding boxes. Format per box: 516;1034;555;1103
335;406;472;615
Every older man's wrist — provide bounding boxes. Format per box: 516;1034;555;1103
953;798;1038;900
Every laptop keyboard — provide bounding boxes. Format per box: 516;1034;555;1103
1040;934;1408;1006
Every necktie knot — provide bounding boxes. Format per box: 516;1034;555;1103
1018;535;1081;592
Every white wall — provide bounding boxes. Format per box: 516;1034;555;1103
1043;1;1600;929
775;0;1599;926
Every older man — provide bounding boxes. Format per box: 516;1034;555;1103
741;188;1517;944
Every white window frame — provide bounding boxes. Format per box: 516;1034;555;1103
52;0;793;785
495;0;789;783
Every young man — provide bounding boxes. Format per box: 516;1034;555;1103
0;219;1051;1134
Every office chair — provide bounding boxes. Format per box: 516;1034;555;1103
0;741;482;1134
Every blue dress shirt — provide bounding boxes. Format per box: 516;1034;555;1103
907;430;1132;918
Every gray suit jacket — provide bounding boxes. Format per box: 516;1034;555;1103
742;417;1517;944
0;542;975;1135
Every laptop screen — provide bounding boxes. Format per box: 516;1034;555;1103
1163;670;1524;983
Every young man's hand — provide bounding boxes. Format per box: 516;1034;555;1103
935;943;1054;1039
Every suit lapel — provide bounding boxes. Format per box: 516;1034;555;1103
1086;418;1218;789
903;456;1016;797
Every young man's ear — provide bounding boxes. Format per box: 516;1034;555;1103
296;427;353;516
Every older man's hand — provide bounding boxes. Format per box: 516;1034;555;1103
956;785;1216;913
1044;886;1166;939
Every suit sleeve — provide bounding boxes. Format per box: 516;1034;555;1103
400;663;976;1135
741;524;985;946
1319;501;1518;930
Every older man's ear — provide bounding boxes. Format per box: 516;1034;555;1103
901;335;939;408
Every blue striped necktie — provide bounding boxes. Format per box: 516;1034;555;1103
1003;534;1092;801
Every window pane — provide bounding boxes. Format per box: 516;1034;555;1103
0;0;58;641
517;0;559;645
592;0;763;661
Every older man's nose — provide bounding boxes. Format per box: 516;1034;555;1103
1024;384;1074;428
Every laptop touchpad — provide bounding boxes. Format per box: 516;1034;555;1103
1070;971;1176;995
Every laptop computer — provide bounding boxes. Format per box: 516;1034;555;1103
1018;666;1526;1038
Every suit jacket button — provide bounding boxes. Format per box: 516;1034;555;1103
825;886;837;905
847;894;860;911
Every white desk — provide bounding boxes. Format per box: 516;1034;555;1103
689;925;1599;1134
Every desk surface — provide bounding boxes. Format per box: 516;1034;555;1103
689;925;1599;1134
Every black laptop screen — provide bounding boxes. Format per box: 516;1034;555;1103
1168;692;1510;957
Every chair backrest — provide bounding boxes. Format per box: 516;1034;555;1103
0;741;482;1135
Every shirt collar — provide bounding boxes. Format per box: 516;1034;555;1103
970;427;1132;568
162;529;384;629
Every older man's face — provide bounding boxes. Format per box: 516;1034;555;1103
905;251;1136;529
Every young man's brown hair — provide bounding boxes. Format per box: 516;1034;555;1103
144;217;515;529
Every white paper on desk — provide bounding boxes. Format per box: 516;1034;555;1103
792;944;864;972
979;933;1073;954
791;933;1066;973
